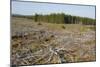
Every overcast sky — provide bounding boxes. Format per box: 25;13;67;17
12;1;95;19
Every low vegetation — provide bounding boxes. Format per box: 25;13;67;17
11;15;96;66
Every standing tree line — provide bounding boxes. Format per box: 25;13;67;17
33;13;96;25
12;13;96;25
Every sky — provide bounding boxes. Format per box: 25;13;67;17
12;1;96;19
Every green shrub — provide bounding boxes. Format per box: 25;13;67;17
37;23;42;25
62;25;66;29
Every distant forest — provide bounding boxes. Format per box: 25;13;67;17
12;13;96;25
